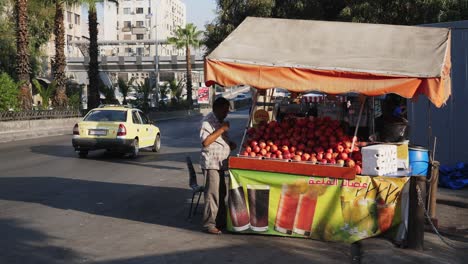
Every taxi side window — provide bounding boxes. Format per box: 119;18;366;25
132;111;142;124
139;112;150;124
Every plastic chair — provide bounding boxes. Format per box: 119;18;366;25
186;156;204;218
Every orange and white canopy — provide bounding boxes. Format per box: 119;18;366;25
205;17;452;107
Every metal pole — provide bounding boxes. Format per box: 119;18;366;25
154;2;159;109
350;97;366;158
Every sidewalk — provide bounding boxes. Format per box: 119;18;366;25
360;186;468;264
148;109;203;122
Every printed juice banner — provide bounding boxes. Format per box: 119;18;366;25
228;169;409;243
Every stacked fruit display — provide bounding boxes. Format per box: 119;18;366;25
240;116;363;174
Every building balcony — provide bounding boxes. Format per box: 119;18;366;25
131;26;147;35
122;27;131;32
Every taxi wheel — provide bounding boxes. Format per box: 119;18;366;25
152;134;161;152
78;150;88;158
129;139;139;158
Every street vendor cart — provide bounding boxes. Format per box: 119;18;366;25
204;17;452;244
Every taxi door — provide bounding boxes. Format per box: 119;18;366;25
137;111;154;147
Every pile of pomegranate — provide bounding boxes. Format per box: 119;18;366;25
240;116;363;174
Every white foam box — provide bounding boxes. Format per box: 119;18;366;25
361;144;398;176
385;141;409;170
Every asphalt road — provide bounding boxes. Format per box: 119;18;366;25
0;109;350;264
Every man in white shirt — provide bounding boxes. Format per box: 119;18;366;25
200;97;236;234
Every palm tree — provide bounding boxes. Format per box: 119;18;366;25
32;79;57;109
118;77;134;105
50;0;81;108
99;84;118;104
15;0;33;110
136;78;152;113
167;23;203;109
86;0;100;110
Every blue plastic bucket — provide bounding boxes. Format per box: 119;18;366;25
409;146;429;176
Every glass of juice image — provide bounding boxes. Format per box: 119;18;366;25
247;184;270;232
340;196;352;229
354;199;378;235
377;202;396;233
293;192;318;236
275;184;300;234
228;186;250;231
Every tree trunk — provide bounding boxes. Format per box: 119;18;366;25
186;44;192;109
52;2;68;108
15;0;32;110
87;7;100;109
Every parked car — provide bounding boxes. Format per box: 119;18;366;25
72;105;161;158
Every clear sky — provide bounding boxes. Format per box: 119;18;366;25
182;0;217;30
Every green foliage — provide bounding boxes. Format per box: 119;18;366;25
167;23;203;50
99;85;118;104
32;79;57;109
0;72;20;111
68;90;81;110
135;78;153;113
117;77;134;105
168;79;184;102
339;0;468;25
204;0;468;54
0;0;54;78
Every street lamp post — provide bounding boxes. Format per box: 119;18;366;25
146;3;159;109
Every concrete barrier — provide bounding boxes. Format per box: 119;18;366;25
0;109;204;143
0;118;81;143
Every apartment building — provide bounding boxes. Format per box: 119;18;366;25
117;0;186;57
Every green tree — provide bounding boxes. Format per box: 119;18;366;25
339;0;468;25
84;0;101;110
43;0;82;108
135;78;152;113
0;72;20;111
168;78;184;102
204;0;467;54
32;79;57;109
15;0;33;110
118;77;134;105
1;0;54;79
203;0;345;54
99;84;118;104
167;23;203;109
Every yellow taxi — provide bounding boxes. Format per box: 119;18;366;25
72;105;161;158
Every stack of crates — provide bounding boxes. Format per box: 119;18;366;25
361;144;398;176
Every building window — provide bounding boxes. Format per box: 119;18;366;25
123;8;131;15
123;34;131;40
123;21;131;28
67;12;72;23
136;48;144;55
136;21;144;27
74;14;80;25
67;35;73;44
136;8;144;14
136;34;144;40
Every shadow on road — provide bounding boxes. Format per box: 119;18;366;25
88;238;347;264
0;177;200;230
29;144;201;171
0;218;82;264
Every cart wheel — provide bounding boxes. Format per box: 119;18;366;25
152;134;161;152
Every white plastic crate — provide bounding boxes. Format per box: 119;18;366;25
361;144;398;175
